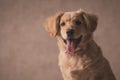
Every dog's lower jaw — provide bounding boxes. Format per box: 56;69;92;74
58;41;88;57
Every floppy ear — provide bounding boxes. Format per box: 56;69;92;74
44;12;64;37
82;11;98;32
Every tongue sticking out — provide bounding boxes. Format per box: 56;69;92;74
65;35;82;55
65;39;75;55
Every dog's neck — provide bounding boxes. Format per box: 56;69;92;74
56;36;99;56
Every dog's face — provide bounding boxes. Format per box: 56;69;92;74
60;12;86;40
44;9;98;55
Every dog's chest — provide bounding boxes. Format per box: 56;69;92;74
58;53;91;79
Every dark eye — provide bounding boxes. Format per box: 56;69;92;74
75;20;81;25
60;22;65;26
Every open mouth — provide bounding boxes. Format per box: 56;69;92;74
63;35;83;55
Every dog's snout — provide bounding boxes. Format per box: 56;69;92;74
66;29;74;37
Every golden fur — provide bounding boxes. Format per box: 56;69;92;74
44;9;116;80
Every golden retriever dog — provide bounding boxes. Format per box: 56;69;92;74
44;9;116;80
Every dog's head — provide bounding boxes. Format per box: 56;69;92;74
44;9;98;55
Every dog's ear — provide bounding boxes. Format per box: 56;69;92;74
83;12;98;32
44;12;64;37
80;10;98;32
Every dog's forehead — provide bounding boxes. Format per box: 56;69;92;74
61;12;78;21
65;12;77;17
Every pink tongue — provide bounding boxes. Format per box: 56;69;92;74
66;40;75;55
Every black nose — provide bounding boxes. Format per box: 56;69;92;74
66;29;74;37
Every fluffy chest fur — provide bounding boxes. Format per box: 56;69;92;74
58;52;93;80
59;52;92;70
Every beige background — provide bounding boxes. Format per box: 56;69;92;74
0;0;120;80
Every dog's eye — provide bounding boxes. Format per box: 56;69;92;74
74;20;81;25
60;22;65;26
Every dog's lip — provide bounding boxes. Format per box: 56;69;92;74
63;35;83;46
